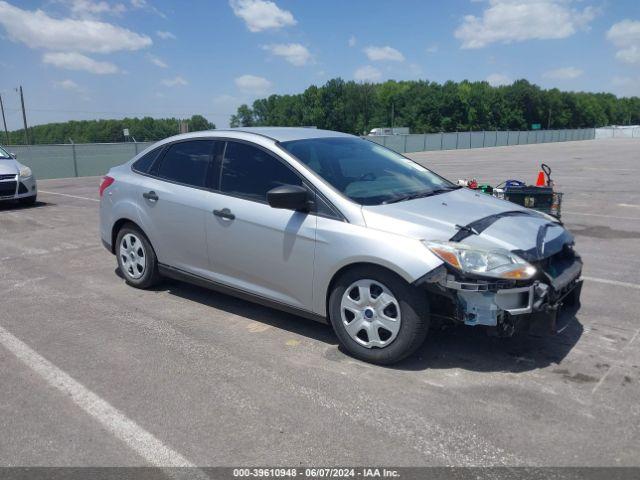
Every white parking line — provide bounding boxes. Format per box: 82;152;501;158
583;276;640;290
0;324;204;474
618;203;640;209
39;190;99;202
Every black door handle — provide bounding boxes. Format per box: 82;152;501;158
213;208;235;220
143;191;158;201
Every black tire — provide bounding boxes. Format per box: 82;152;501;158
115;223;161;289
19;195;37;206
328;265;430;365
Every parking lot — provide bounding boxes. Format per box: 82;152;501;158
1;138;639;467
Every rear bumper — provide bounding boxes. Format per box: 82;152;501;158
101;238;113;253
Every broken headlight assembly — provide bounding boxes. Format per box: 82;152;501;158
424;240;537;280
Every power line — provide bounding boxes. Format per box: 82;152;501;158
2;107;235;116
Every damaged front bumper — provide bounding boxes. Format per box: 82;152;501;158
420;250;583;336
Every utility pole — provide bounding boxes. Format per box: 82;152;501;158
0;93;9;144
547;108;552;129
391;102;395;128
18;86;30;145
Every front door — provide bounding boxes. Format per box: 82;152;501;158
204;141;316;311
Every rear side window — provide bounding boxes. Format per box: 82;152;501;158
132;147;163;174
219;141;302;202
157;140;215;188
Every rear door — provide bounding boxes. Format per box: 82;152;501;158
204;140;317;311
135;139;222;277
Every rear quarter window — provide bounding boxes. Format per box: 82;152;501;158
132;147;163;174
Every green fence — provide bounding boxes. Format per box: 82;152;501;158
366;128;595;153
5;142;154;180
5;128;596;180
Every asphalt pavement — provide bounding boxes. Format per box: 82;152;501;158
1;138;638;468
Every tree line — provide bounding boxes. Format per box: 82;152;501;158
230;78;640;134
4;115;214;145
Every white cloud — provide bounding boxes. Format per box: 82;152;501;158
229;0;296;32
348;35;356;47
486;73;511;86
43;52;119;74
69;0;127;18
235;74;272;94
426;44;438;54
354;65;382;82
0;1;151;53
612;76;640;96
455;0;598;49
53;79;83;91
543;66;583;79
364;45;405;62
156;30;176;40
147;54;167;68
262;43;311;66
161;76;188;87
607;20;640;65
130;0;165;18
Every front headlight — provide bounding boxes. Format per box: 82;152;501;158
424;240;536;280
19;166;32;178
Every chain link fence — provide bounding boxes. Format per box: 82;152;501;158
595;126;640;139
5;128;596;180
5;142;154;180
365;128;595;154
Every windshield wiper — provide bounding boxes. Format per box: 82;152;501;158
383;186;459;204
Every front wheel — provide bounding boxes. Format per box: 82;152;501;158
115;224;161;289
328;266;430;365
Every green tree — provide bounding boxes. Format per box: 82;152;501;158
229;104;255;127
228;77;638;135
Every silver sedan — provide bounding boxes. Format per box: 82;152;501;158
0;145;37;205
99;128;582;364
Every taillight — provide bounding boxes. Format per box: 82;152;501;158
99;176;115;197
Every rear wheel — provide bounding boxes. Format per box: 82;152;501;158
115;224;161;289
328;266;429;365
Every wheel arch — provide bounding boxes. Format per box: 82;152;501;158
111;217;143;254
324;262;414;321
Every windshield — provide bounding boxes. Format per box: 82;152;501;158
0;146;11;159
280;137;454;205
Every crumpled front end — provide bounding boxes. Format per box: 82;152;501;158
418;243;583;336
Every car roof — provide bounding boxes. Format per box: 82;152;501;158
212;127;354;143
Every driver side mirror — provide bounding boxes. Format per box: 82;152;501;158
10;152;17;159
267;185;312;212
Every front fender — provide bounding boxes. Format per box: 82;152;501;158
312;217;443;316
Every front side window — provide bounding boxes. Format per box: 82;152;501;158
0;146;11;159
157;140;214;188
281;137;454;205
219;141;302;202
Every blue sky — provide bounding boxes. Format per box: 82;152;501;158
0;0;639;129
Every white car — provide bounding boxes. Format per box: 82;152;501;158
0;145;37;205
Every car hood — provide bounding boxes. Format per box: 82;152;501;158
362;188;573;261
0;159;18;175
